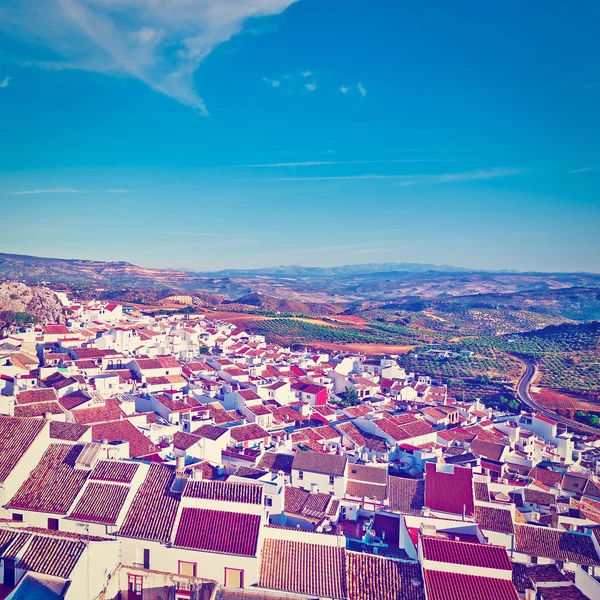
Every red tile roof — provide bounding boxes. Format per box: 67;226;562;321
89;460;139;483
18;535;85;579
346;553;424;600
292;450;347;477
423;570;520;600
16;388;58;405
260;539;346;599
7;444;88;515
425;462;474;516
91;420;156;458
474;505;514;534
193;424;228;441
514;524;600;565
72;399;126;425
118;464;180;543
49;421;90;441
0;416;47;484
229;423;269;443
387;476;425;514
174;508;260;556
69;482;129;525
14;401;64;418
184;479;263;505
421;536;512;570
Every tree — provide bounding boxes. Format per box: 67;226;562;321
337;389;360;407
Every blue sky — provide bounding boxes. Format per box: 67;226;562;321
0;0;598;273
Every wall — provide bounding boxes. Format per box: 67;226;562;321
292;468;346;498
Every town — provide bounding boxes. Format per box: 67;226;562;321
0;296;599;600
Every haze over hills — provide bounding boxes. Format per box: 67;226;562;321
1;252;600;305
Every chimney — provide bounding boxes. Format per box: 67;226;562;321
43;411;52;419
193;467;203;481
101;438;109;446
311;482;319;494
176;455;185;472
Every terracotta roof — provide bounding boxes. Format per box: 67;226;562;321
14;401;64;418
425;463;474;516
193;424;228;441
18;535;85;579
524;488;556;506
423;570;520;600
346;553;424;600
527;564;570;584
0;417;47;484
257;452;294;475
348;464;388;485
7;444;87;515
49;421;89;441
347;481;387;501
89;460;139;483
284;486;333;519
183;480;263;505
72;399;126;425
421;536;512;570
58;390;91;410
172;431;202;450
229;423;269;443
15;388;58;405
469;438;506;462
474;481;491;502
292;450;347;477
260;539;346;599
514;524;600;565
118;464;180;542
92;420;157;458
69;482;129;525
174;508;260;556
474;505;514;534
387;476;425;514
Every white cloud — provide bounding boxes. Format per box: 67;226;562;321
6;187;130;195
2;0;299;114
0;77;11;88
256;168;529;183
241;159;460;167
301;71;311;77
357;82;367;97
271;80;281;88
340;86;348;94
305;82;317;92
569;167;596;174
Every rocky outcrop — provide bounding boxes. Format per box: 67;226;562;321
0;282;64;325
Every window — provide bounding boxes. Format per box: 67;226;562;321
12;513;23;522
298;470;303;480
224;568;244;588
48;518;59;531
178;561;197;577
265;496;273;507
128;574;143;598
329;475;335;485
143;548;150;569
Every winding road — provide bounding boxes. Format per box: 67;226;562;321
514;355;598;435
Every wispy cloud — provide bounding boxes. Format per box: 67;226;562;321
238;159;460;168
340;86;348;94
357;82;367;97
0;77;10;88
301;71;312;77
255;168;528;183
396;168;529;186
569;167;596;174
165;231;252;239
2;0;299;114
6;187;130;195
305;82;317;92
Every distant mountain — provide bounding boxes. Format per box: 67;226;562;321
1;252;600;306
196;262;472;278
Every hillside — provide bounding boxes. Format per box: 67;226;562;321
2;252;599;304
0;282;64;328
223;292;340;316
